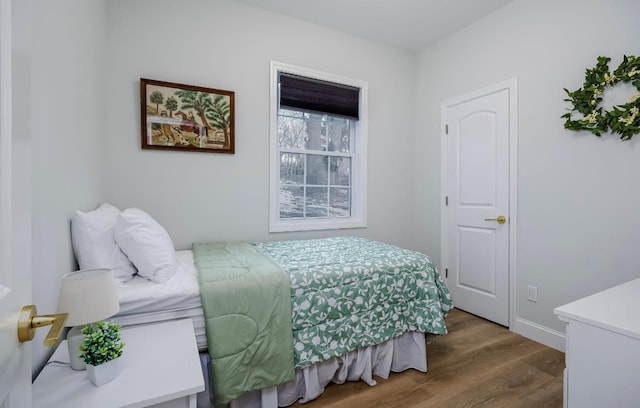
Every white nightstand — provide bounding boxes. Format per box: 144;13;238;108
33;319;205;408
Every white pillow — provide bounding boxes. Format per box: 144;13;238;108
71;203;137;283
114;208;176;283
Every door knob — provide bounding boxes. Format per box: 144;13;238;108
17;305;68;346
484;215;507;224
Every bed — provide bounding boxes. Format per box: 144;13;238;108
71;205;453;408
110;237;452;407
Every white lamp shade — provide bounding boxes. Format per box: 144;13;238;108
57;268;120;327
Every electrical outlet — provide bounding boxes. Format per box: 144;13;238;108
527;285;538;302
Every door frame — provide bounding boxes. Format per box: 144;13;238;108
440;78;518;330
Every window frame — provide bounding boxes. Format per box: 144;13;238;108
269;61;368;232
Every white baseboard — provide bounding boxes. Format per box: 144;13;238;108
514;317;566;352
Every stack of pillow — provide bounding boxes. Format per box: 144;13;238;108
71;203;177;283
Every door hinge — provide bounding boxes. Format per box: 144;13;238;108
445;268;448;278
445;196;448;206
445;124;449;134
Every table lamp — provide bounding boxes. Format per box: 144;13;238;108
56;268;120;370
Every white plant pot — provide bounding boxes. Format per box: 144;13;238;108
87;358;120;386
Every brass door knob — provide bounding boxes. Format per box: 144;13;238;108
484;215;507;224
17;305;68;346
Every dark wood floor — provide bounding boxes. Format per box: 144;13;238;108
302;309;565;408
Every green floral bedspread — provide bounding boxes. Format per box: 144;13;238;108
253;236;453;369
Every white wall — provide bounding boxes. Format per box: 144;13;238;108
414;0;640;339
30;0;107;372
104;0;416;250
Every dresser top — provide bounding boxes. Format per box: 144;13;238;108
554;277;640;340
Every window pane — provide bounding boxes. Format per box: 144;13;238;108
278;108;303;118
280;186;304;218
327;116;350;153
306;154;328;185
304;114;325;151
278;111;305;149
306;187;328;217
280;153;304;184
329;188;350;217
330;157;350;186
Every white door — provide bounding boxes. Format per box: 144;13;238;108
441;80;516;327
0;0;32;405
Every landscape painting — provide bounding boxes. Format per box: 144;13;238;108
140;78;235;154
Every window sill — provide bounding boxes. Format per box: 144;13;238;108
269;218;367;233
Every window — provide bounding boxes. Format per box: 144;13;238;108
270;62;368;232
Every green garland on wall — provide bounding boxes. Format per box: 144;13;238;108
562;55;640;141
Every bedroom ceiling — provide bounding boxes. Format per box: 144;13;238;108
231;0;516;51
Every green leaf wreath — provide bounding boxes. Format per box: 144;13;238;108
562;55;640;141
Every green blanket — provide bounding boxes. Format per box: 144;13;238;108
254;236;453;369
192;242;294;404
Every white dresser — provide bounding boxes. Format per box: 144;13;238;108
554;278;640;408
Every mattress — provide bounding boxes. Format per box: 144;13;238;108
111;250;207;349
116;250;201;315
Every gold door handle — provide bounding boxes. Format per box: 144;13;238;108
17;305;68;346
484;215;507;224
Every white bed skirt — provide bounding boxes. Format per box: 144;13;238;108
198;331;427;408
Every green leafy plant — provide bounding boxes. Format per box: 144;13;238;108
79;321;125;366
562;55;640;141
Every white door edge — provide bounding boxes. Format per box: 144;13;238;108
1;0;32;405
440;77;518;330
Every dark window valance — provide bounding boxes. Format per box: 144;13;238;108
279;73;360;120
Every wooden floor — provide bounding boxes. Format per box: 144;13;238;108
302;309;565;408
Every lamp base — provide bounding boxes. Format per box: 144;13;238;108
67;326;86;371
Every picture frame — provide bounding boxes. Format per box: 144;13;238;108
140;78;235;154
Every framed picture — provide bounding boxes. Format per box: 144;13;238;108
140;78;235;154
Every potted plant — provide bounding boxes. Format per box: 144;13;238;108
79;321;125;386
